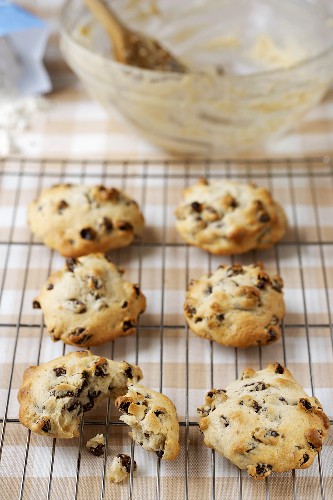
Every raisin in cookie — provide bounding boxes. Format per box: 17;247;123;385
18;351;143;439
175;179;287;255
28;184;144;257
108;454;137;483
33;253;146;347
198;363;329;479
116;384;180;460
184;262;285;348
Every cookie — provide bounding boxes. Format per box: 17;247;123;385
197;363;330;479
115;384;180;460
108;454;137;483
184;262;285;348
18;350;143;439
86;434;105;456
28;184;144;257
175;179;287;254
33;253;146;347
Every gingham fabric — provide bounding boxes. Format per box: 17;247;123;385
0;158;332;500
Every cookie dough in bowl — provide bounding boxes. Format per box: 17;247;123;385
175;179;287;255
61;0;333;156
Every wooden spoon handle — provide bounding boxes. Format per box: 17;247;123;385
84;0;127;56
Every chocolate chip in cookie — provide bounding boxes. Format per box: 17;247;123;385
80;227;97;240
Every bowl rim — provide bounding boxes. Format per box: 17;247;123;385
60;0;333;80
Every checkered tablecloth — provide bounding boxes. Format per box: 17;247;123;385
0;158;332;500
1;1;333;499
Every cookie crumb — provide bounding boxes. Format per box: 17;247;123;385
86;434;105;456
108;454;137;483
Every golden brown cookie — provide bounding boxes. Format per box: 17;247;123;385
28;184;144;257
175;179;287;254
116;384;180;460
18;351;143;439
33;253;146;347
198;363;330;479
184;262;285;348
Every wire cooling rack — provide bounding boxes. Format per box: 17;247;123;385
0;157;332;500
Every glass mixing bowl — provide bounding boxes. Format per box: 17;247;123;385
60;0;333;156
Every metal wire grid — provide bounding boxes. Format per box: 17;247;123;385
0;156;332;500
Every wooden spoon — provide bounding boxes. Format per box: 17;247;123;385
84;0;187;72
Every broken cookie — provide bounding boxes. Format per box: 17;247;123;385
116;384;180;460
18;351;143;438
